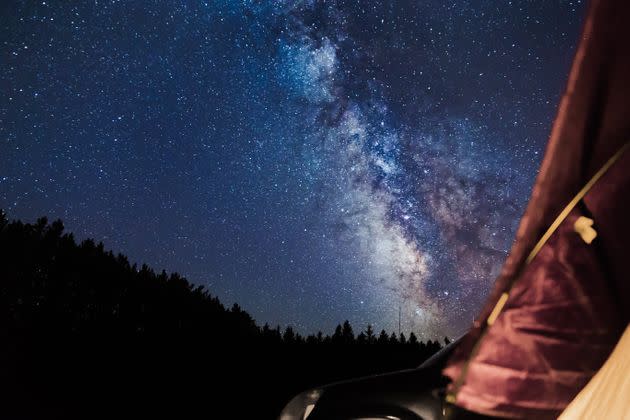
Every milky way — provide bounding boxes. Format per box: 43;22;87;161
1;1;585;338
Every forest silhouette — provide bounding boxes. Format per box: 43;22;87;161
0;210;445;419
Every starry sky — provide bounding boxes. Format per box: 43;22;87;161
1;1;586;338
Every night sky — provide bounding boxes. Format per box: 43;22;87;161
1;1;585;338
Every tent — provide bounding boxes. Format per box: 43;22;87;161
558;324;630;419
442;0;630;418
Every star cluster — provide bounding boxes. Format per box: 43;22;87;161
1;0;585;338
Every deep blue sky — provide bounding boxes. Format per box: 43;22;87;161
1;0;585;338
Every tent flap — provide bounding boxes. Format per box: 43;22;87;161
443;0;630;417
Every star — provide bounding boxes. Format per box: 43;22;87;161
0;0;586;337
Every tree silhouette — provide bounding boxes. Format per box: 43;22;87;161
378;329;389;344
283;326;296;343
366;324;374;343
341;320;354;344
0;211;445;420
332;324;343;344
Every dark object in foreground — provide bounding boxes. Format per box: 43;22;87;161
280;337;484;420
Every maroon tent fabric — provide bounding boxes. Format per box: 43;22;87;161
442;0;630;418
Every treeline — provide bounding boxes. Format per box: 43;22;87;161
263;320;446;349
0;211;444;419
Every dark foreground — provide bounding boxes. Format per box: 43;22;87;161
1;212;443;419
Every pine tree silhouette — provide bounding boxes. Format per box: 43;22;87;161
332;324;343;344
378;329;389;344
0;211;445;420
341;320;354;344
365;324;374;343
